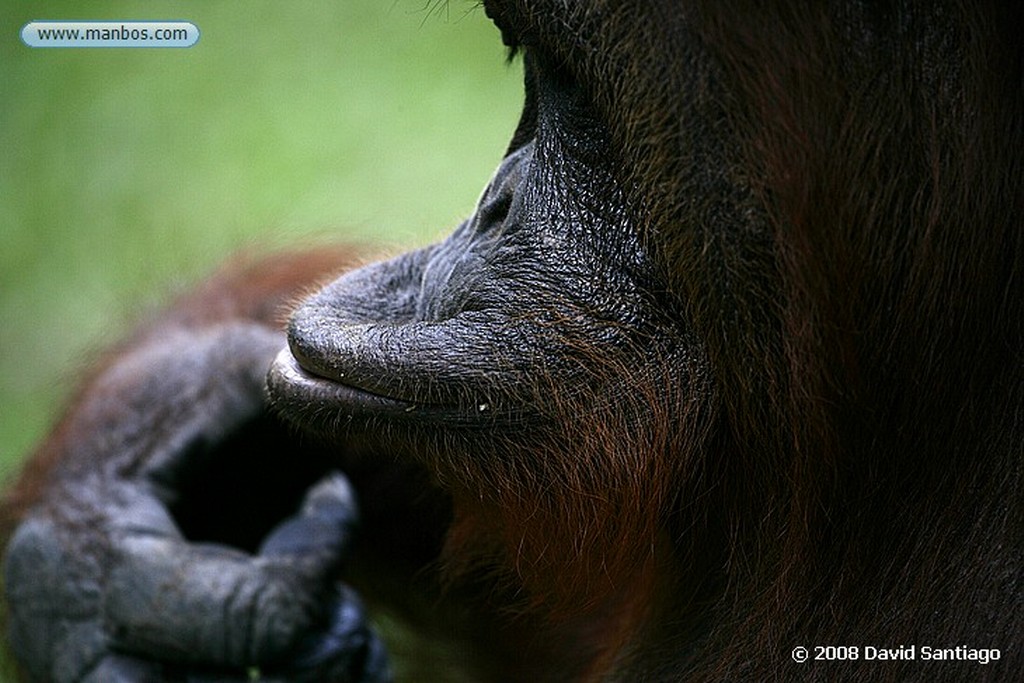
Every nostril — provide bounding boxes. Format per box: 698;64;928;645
477;192;513;227
471;141;533;233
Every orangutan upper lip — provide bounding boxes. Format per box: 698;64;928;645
269;347;417;409
288;340;401;399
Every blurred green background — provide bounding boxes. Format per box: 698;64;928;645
0;2;521;484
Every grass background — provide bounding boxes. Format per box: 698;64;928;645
1;1;521;482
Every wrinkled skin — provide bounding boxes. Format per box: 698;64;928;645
5;1;1024;681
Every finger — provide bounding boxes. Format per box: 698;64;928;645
104;535;327;668
258;473;359;559
103;475;361;669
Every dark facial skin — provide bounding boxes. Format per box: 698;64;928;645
268;49;692;439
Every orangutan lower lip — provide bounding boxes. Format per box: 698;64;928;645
266;347;464;423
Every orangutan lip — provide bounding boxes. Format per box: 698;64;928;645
266;347;459;421
269;346;411;407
